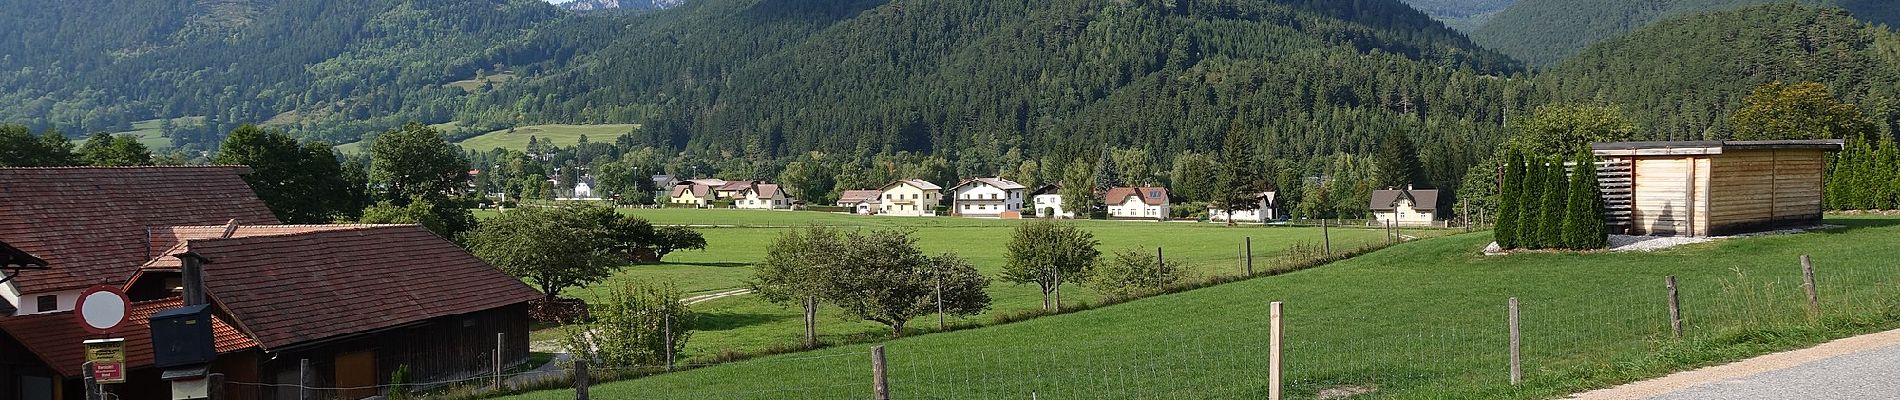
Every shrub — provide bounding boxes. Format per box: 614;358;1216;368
1088;248;1188;297
1495;150;1523;249
1561;151;1609;249
563;282;694;368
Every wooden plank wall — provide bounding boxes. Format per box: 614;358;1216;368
1707;149;1825;231
1629;157;1711;236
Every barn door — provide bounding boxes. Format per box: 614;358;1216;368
335;351;377;399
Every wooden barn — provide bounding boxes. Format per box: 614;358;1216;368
1591;140;1844;237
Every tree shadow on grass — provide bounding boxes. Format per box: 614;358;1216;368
696;312;789;332
1824;215;1900;232
660;262;753;268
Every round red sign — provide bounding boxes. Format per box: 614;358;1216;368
74;285;130;335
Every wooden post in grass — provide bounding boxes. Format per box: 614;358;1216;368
936;272;946;330
872;345;891;400
1463;200;1471;233
1269;301;1284;400
664;313;676;371
1667;275;1682;338
1246;237;1254;275
1508;297;1521;385
574;358;590;400
1156;247;1165;292
1802;255;1820;318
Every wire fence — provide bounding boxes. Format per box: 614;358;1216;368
176;229;1900;400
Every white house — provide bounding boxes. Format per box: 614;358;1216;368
1105;187;1171;221
949;177;1026;218
878;179;943;216
735;183;792;209
1028;184;1072;219
1208;192;1280;223
1370;186;1441;227
837;190;883;215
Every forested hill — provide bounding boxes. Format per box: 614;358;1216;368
1471;0;1900;66
467;0;1522;175
0;0;569;148
1534;4;1900;140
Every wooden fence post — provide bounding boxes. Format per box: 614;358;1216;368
1667;275;1682;338
1802;255;1820;318
299;358;313;400
574;358;590;400
936;272;945;330
872;345;891;400
1269;301;1283;400
207;373;225;400
1156;247;1165;291
496;332;506;391
664;313;676;371
1246;237;1254;275
1508;297;1521;386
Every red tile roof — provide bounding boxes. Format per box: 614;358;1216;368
0;166;281;293
141;225;410;269
1104;187;1170;206
0;297;256;377
174;225;540;350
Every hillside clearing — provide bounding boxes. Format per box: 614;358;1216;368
502;215;1900;399
455;124;641;152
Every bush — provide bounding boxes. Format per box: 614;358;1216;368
1495;150;1523;249
1088;248;1188;296
1561;151;1609;249
1536;157;1569;249
563;282;694;368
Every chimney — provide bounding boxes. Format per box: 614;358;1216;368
1406;184;1414;191
175;252;209;306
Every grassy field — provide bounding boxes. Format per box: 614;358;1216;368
455;124;641;152
502;215;1900;399
504;208;1407;358
107;116;204;150
444;72;516;93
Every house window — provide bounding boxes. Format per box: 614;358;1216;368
35;295;56;313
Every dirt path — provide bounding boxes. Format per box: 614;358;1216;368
1567;328;1900;399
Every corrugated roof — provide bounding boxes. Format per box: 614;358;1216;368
177;225;540;350
0;297;256;377
0;166;282;293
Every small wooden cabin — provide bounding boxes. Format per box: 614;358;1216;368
1591;140;1844;237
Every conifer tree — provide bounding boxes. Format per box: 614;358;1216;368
1515;159;1545;248
1561;151;1608;249
1537;157;1569;249
1495;150;1523;249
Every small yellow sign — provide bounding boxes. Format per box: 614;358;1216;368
83;338;126;384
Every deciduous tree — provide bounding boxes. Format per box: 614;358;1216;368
76;132;150;166
1732;82;1876;141
753;227;844;346
1002;221;1100;311
822;230;989;337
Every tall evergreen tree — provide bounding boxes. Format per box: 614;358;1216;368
1515;159;1546;248
1536;157;1570;249
1494;150;1523;249
1561;151;1607;249
1376;131;1423;189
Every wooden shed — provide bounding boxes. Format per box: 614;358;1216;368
1592;140;1844;237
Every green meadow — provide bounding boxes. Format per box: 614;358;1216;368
454;124;642;153
502;215;1900;399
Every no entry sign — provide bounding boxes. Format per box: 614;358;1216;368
74;285;129;335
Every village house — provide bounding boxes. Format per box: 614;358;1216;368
1028;185;1072;219
836;190;883;215
735;183;792;209
879;179;943;217
651;175;677;200
669;182;715;206
1370;186;1441;227
713;180;756;200
1592;140;1843;236
1209;192;1281;223
0;167;537;400
1104;187;1171;220
949;177;1027;218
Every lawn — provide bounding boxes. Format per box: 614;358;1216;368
455;124;642;152
516;208;1406;358
503;215;1900;399
107;116;204;150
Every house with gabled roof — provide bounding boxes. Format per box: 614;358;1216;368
1104;187;1171;221
949;177;1027;218
0;167;540;400
1370;185;1441;227
1027;184;1073;219
878;179;943;217
735;183;792;209
669;182;715;207
836;190;883;215
1210;192;1281;223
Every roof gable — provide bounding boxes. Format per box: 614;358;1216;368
1369;189;1441;211
882;179;942;191
177;225;540;349
950;177;1026;192
0;166;282;293
1103;187;1169;206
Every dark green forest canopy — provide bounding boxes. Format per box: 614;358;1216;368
1472;0;1900;66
